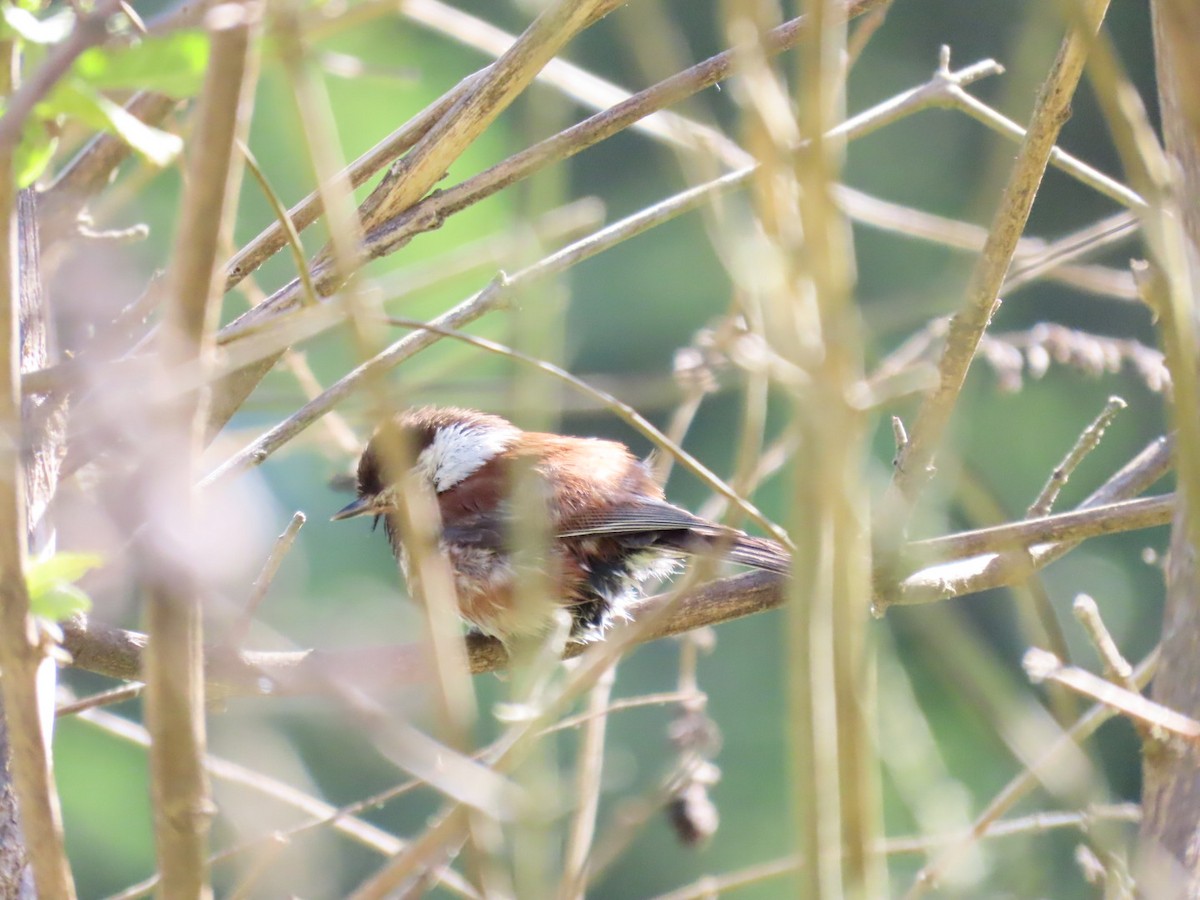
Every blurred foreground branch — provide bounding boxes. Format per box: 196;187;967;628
1139;0;1200;889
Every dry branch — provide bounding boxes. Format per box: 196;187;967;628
77;707;478;900
1140;0;1200;886
203;0;888;441
141;8;259;895
904;649;1159;896
885;434;1172;608
887;0;1113;510
1024;649;1200;742
0;185;76;897
59;475;1175;696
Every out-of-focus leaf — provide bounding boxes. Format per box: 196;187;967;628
1;6;74;44
40;82;182;167
14;121;57;188
74;31;210;98
26;551;101;621
31;582;92;620
26;551;104;596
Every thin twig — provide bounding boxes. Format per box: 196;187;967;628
1028;396;1128;517
356;0;624;232
650;804;1141;900
1071;594;1138;692
182;687;694;892
227;511;305;648
222;72;469;291
887;435;1173;607
559;664;617;898
79;707;480;900
540;691;702;736
237;143;319;307
904;648;1159;897
1023;648;1200;741
948;82;1142;211
903;494;1172;570
1001;212;1137;294
886;0;1115;513
55;682;143;718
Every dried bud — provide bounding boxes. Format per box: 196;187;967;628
667;780;719;846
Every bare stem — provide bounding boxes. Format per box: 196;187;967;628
1072;594;1137;690
1028;396;1127;517
904;649;1158;897
558;664;617;898
0;161;77;900
1023;648;1200;741
227;511;306;648
142;8;259;895
887;0;1114;511
78;707;478;900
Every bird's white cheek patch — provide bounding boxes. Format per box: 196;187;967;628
417;423;520;492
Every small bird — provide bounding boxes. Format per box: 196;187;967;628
332;407;789;642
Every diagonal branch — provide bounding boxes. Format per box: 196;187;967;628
203;0;888;439
886;0;1114;511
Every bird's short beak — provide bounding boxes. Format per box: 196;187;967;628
331;495;382;521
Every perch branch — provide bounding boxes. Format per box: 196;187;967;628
61;480;1175;695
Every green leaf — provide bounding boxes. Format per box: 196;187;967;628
1;7;74;44
74;30;210;98
14;121;56;188
40;81;182;167
31;582;92;620
26;552;101;621
26;551;104;596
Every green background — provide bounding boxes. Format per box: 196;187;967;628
52;1;1167;896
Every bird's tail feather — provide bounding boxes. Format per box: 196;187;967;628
725;534;791;575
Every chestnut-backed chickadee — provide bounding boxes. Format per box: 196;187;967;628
332;407;789;642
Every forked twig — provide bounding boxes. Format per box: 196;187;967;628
886;0;1115;513
1023;648;1200;742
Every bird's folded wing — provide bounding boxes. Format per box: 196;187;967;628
556;502;727;538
